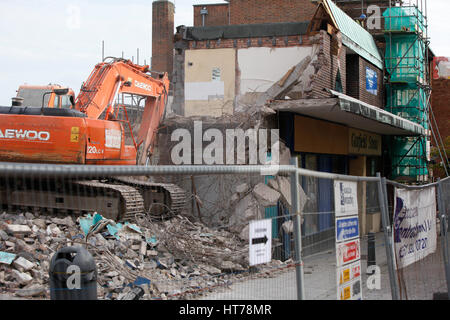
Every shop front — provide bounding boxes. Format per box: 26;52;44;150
291;114;383;239
272;90;424;255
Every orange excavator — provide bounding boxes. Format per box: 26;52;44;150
15;84;76;109
0;58;185;220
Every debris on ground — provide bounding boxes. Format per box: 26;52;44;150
0;210;288;300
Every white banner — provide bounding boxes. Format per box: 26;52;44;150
393;187;437;269
334;181;358;217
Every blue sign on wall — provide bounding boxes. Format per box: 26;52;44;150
366;67;378;95
336;216;360;242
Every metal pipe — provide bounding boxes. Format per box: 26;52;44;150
437;179;450;299
377;173;400;300
0;162;382;182
290;157;305;300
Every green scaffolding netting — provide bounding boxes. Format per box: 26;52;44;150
389;136;428;180
384;35;426;83
386;84;428;129
383;6;429;181
383;6;425;33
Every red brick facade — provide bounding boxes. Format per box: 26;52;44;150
431;79;450;143
345;55;384;108
192;0;318;26
334;0;391;19
309;31;347;99
193;4;229;27
229;0;317;25
152;0;175;77
192;0;392;27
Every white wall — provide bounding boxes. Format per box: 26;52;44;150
237;46;314;94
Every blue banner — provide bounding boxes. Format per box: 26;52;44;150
336;216;359;242
366;67;378;95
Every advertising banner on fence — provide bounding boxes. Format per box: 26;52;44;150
336;216;360;242
337;260;361;290
334;181;358;217
334;180;361;300
393;187;437;269
336;239;361;267
338;277;362;300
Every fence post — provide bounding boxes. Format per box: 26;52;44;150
437;178;450;299
290;157;305;300
376;173;399;300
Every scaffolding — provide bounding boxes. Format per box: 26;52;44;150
383;0;431;182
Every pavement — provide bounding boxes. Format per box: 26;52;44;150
201;232;394;300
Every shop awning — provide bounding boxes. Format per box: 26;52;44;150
269;90;425;136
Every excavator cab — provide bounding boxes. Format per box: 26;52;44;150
16;84;75;109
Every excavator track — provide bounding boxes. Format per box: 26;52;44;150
113;176;187;220
0;178;145;221
0;176;186;221
72;180;145;221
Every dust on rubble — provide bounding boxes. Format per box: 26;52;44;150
0;211;290;300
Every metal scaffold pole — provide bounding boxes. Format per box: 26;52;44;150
437;179;450;299
377;173;399;300
290;157;306;300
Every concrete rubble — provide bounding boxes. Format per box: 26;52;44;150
226;173;308;241
0;210;287;300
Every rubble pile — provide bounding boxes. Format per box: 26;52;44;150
0;211;254;300
227;175;307;241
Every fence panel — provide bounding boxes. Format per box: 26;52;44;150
384;178;450;300
0;162;448;300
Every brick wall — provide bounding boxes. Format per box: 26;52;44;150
229;0;317;25
309;31;347;98
152;0;174;77
334;0;390;19
344;54;383;108
193;4;229;27
346;54;360;98
359;58;384;108
431;79;450;142
187;35;312;50
191;1;393;27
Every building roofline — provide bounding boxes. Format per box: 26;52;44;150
178;22;310;41
193;3;229;7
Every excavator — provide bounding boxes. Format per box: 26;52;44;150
0;57;186;221
15;84;76;109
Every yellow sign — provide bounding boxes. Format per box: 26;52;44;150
71;127;80;143
342;269;350;284
348;128;381;156
343;286;351;300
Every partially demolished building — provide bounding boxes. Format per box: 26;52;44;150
152;0;432;254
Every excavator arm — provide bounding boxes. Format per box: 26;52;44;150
75;58;170;164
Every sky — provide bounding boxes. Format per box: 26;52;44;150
0;0;448;105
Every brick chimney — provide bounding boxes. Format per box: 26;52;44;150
152;0;174;78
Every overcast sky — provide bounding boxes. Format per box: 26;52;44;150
0;0;448;105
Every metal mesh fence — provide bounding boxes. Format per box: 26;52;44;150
299;179;392;300
0;165;302;300
385;178;450;300
0;163;448;300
